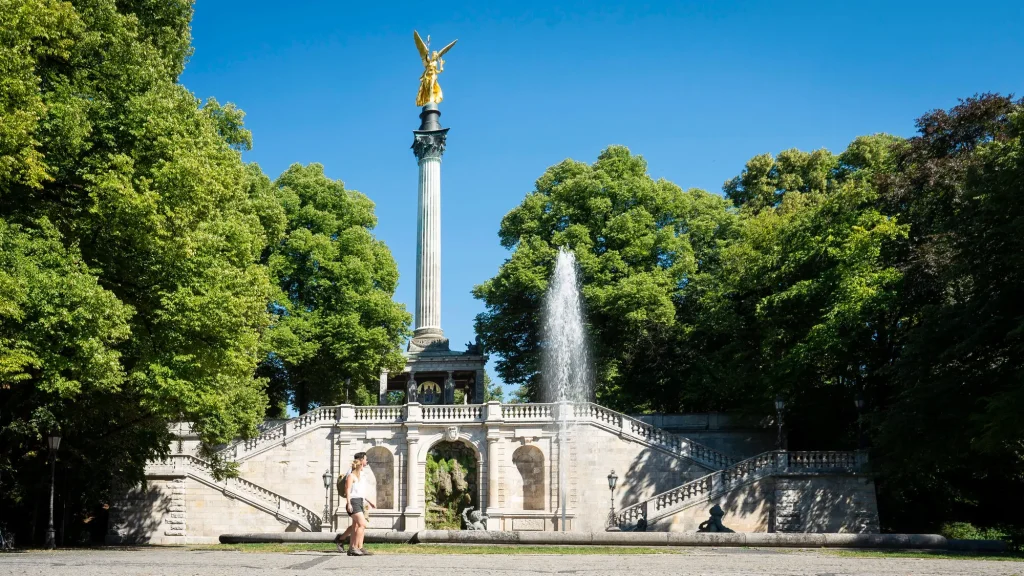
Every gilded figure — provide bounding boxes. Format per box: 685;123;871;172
414;31;457;106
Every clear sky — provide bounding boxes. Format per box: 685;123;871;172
180;0;1022;397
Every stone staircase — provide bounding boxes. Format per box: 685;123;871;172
615;451;866;528
148;454;323;532
214;402;737;472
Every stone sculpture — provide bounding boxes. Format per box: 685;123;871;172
461;506;489;530
697;504;734;533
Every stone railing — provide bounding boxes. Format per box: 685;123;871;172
615;450;866;527
212;401;736;469
151;455;322;531
569;403;736;471
422;404;484;421
501;403;555;420
354;405;403;423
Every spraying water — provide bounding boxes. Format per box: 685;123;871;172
542;248;593;530
543;248;593;403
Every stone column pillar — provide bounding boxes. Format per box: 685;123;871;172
407;372;418;404
474;368;486;404
403;403;423;531
410;104;449;352
484;400;503;527
444;371;455;405
378;370;389;405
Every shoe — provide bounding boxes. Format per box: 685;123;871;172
347;548;364;557
359;548;374;556
334;534;347;553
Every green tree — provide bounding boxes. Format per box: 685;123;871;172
683;141;906;443
259;163;411;414
873;94;1024;535
0;0;281;542
474;146;731;410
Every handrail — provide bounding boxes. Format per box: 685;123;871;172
153;454;323;531
614;450;865;527
210;401;738;470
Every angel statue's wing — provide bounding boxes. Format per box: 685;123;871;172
413;31;429;65
436;39;458;58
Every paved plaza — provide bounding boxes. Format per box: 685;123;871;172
0;549;1020;576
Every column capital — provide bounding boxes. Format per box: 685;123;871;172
412;128;449;161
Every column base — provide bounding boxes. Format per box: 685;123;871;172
403;508;425;531
408;328;449;353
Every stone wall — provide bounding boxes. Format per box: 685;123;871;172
654;475;879;534
114;403;876;541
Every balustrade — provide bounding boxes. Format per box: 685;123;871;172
501;403;554;420
354;406;403;423
422;404;484;422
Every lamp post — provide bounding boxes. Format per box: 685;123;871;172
854;393;866;450
607;470;618;527
321;469;332;530
774;396;786;451
45;433;61;550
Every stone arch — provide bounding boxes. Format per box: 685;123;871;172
365;446;395;509
513;445;545;510
422;436;481;529
419;381;442;405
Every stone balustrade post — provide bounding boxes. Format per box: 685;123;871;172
337;404;355;423
855;449;869;472
484;401;502;422
378;370;389;405
774;450;789;473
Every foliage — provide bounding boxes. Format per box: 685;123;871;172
476;95;1024;537
257;163;411;414
872;94;1024;535
0;0;405;545
424;442;477;529
474;146;731;410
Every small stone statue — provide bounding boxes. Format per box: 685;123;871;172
461;506;488;530
697;504;734;533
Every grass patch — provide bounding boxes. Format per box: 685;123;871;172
822;549;1024;562
189;543;685;555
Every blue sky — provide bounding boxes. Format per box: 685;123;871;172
180;0;1022;397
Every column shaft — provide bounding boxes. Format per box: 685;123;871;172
415;157;442;332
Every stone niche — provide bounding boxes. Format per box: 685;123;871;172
366;447;395;509
513;445;545;511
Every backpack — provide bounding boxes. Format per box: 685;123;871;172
337;471;350;498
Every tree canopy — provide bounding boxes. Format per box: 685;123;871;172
259;163;411;415
0;0;409;545
476;95;1024;539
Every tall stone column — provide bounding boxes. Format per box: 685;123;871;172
410;103;450;353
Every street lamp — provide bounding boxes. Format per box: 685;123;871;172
774;396;786;451
321;469;332;530
607;470;618;528
854;393;866;450
45;433;61;550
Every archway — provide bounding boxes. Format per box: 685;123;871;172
425;440;479;529
513;445;545;510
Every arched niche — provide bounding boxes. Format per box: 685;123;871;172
513;445;545;511
366;446;394;509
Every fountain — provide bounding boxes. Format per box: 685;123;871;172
542;247;593;530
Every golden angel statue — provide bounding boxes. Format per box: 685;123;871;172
414;31;457;106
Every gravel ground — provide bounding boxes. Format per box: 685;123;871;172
0;548;1021;576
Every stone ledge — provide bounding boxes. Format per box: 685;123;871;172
217;530;1006;551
